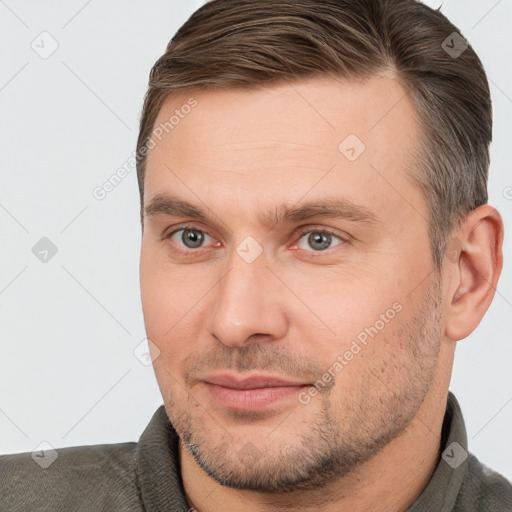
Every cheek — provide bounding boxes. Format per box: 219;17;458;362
140;252;197;366
140;268;177;339
287;270;399;350
140;242;202;331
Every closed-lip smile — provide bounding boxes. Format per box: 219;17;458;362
201;373;311;411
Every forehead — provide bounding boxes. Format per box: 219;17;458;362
143;73;423;225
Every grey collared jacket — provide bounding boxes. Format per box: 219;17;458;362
1;392;511;511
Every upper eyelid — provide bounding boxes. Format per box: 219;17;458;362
165;223;344;238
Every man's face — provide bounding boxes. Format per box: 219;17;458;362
139;74;445;491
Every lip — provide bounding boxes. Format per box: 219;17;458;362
201;373;311;411
203;373;309;389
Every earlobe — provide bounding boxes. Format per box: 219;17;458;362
444;205;503;341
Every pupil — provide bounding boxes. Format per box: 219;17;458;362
309;232;331;251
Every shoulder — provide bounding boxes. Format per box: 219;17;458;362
0;442;143;512
454;452;512;511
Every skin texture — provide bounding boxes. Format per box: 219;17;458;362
139;74;503;511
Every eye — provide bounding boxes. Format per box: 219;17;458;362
167;227;217;250
164;225;347;255
295;229;345;252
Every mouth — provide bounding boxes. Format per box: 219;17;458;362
201;373;311;411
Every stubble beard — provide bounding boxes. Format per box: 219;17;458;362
162;275;443;493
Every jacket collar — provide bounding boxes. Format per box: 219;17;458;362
135;392;466;511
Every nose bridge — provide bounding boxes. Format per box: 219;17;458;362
207;244;287;346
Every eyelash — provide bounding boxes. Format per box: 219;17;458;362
164;224;348;256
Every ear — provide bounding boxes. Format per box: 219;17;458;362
444;205;504;341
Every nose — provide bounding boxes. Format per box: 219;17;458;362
205;248;288;347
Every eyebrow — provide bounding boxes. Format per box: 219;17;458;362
144;193;378;230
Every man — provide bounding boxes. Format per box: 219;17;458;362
1;0;511;510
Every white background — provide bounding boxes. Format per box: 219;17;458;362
1;0;511;480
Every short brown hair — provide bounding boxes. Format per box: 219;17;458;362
136;0;492;269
